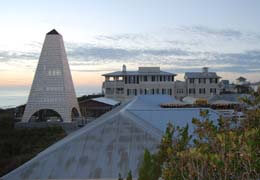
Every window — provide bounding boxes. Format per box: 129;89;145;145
144;76;148;82
189;78;195;84
48;69;61;76
152;76;155;82
162;89;166;94
167;89;172;95
199;88;206;94
210;88;216;94
172;75;175;81
189;88;196;94
136;76;139;84
156;88;160;94
140;89;143;95
199;78;206;84
144;89;148;95
139;76;142;82
116;88;124;94
210;78;218;84
151;89;155;94
129;76;134;84
177;89;184;94
127;89;137;96
106;88;114;95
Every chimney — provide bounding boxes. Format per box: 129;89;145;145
122;64;126;72
202;67;209;73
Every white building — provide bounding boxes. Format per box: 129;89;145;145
184;67;221;99
22;29;81;123
102;65;176;101
103;66;221;101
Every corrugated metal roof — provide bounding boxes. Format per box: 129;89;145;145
92;97;120;106
102;71;176;76
185;72;221;78
127;95;219;135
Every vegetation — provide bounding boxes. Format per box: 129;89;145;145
118;173;123;180
0;110;66;177
126;170;133;180
138;92;260;179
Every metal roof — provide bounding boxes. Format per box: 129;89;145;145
127;95;219;136
208;94;250;103
102;71;176;76
92;97;120;106
185;72;221;79
2;95;219;180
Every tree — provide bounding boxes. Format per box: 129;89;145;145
118;173;123;180
138;92;260;179
126;170;132;180
138;149;152;180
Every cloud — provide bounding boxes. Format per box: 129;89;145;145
71;69;118;72
96;34;150;42
142;49;190;56
212;50;260;66
0;50;38;62
1;45;260;74
178;25;243;39
67;44;191;61
1;25;260;77
67;46;139;60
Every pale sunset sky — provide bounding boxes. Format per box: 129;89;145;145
0;0;260;107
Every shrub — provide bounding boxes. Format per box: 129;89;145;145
138;92;260;179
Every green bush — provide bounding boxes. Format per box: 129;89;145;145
0;115;66;177
138;92;260;179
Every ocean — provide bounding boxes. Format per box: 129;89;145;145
0;85;101;109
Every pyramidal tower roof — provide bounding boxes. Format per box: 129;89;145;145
46;29;60;35
21;30;81;122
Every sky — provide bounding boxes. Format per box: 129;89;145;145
0;0;260;107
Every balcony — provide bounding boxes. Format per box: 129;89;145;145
103;80;124;87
